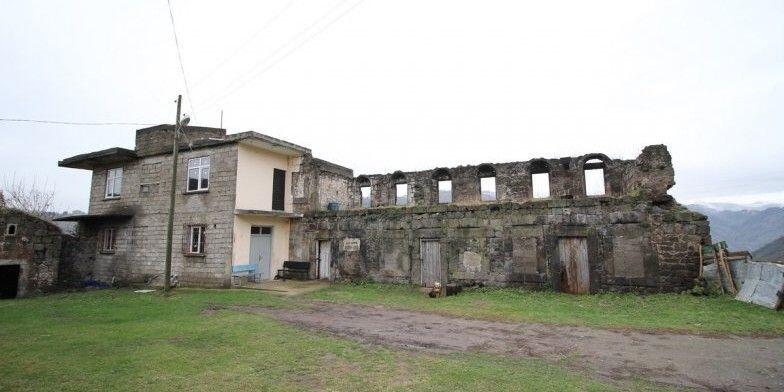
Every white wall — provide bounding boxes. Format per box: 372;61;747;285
235;143;297;212
232;215;291;278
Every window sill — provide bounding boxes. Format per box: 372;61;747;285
184;190;209;195
183;252;206;258
103;197;121;201
99;250;116;255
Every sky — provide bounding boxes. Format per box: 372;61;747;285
1;0;782;212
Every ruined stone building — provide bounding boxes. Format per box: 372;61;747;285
57;126;711;294
0;208;64;298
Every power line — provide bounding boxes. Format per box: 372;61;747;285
196;0;365;112
166;0;197;121
192;0;297;89
0;118;157;126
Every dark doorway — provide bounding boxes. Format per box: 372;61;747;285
0;265;21;299
272;169;286;211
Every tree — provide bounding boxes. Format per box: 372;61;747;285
1;175;56;218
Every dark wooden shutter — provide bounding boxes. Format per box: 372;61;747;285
272;169;286;211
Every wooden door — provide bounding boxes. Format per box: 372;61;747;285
558;237;589;294
318;240;331;280
420;240;441;287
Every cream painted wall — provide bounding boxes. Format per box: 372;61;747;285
235;143;297;212
232;215;291;278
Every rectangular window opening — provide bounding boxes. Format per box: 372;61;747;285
532;173;551;199
360;186;371;208
105;168;123;198
480;177;496;201
395;183;408;206
261;227;272;235
102;228;116;252
585;168;606;196
187;157;210;192
438;180;452;204
188;225;206;254
5;224;17;236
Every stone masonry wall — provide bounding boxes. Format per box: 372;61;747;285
84;143;238;287
290;145;712;293
292;199;710;293
0;209;63;296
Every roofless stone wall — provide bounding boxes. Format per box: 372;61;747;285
290;145;711;293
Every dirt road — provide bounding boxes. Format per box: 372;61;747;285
239;302;784;391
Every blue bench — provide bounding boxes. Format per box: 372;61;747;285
232;264;259;281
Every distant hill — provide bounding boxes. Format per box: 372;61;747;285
688;205;784;251
754;237;784;262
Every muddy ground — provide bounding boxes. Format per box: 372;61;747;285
236;302;784;391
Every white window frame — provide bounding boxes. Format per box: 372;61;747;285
187;156;211;192
102;228;116;252
188;225;206;254
105;168;123;199
5;223;18;236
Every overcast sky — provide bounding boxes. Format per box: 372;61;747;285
1;0;782;212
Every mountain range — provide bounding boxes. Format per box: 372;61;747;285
688;204;784;260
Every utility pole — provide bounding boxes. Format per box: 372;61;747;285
164;95;182;292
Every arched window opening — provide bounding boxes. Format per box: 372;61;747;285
584;158;606;196
477;164;496;201
390;172;408;206
530;160;550;199
357;176;371;208
433;168;452;204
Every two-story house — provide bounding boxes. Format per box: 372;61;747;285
57;125;348;287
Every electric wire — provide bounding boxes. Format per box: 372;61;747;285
0;118;157;126
192;0;298;89
166;0;197;121
196;0;365;112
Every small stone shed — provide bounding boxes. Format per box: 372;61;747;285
0;208;64;298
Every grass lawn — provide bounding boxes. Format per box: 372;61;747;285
0;289;660;392
308;283;784;336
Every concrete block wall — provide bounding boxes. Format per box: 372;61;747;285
135;125;226;157
83;144;238;287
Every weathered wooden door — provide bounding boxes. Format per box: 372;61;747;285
558;237;590;294
318;240;331;280
420;240;441;287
